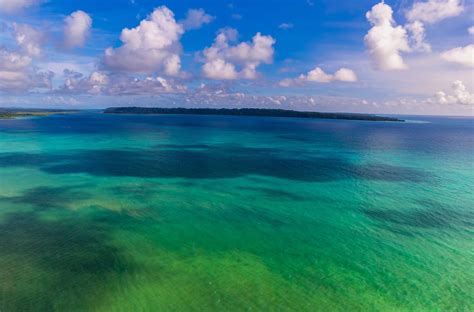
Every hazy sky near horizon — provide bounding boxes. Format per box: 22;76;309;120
0;0;473;115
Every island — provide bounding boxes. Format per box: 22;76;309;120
103;107;404;122
0;109;77;119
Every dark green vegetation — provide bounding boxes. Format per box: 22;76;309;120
104;107;404;122
0;108;77;119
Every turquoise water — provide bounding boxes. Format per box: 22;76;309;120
0;112;473;311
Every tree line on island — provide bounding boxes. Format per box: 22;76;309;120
0;109;77;119
103;107;404;122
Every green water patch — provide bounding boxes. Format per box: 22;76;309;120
0;178;472;311
0;210;135;311
0;185;91;211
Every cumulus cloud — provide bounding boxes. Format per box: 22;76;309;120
63;11;92;49
13;23;44;57
103;6;184;75
403;0;463;55
303;67;334;83
406;0;463;24
0;49;53;91
59;70;108;95
180;8;214;30
435;81;474;105
0;0;42;14
58;70;186;95
0;68;53;91
0;23;52;92
441;44;474;67
279;67;357;87
202;58;238;80
278;23;294;29
405;21;431;52
202;28;275;80
468;26;474;35
364;2;411;71
0;50;32;71
333;68;358;82
180;83;375;112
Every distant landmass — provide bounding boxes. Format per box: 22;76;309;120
0;109;77;119
104;107;404;122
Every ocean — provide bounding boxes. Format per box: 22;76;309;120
0;112;472;311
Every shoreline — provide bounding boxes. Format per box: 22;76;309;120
0;110;78;120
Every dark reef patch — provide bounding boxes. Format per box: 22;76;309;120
0;145;432;183
363;200;474;230
0;185;90;211
238;186;308;201
155;143;213;149
0;211;135;312
0;153;64;168
276;135;315;143
107;183;162;202
349;164;431;183
215;205;289;228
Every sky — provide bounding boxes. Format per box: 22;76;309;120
0;0;473;115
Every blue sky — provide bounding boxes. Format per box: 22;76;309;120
0;0;472;115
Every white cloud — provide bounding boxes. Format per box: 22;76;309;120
468;26;474;35
13;23;44;57
60;70;108;95
303;67;334;83
0;49;52;91
63;11;92;49
231;14;242;20
202;59;238;79
441;44;474;67
0;50;32;71
40;60;94;77
180;83;380;112
277;78;293;87
58;70;186;95
334;68;358;82
0;23;52;92
403;0;463;55
435;81;474;105
103;6;184;75
0;0;42;14
364;2;411;71
405;21;431;52
278;23;294;29
202;28;275;80
406;0;463;24
279;67;357;86
0;69;53;91
180;8;214;30
360;51;474;97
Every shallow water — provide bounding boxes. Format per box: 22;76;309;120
0;112;473;311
